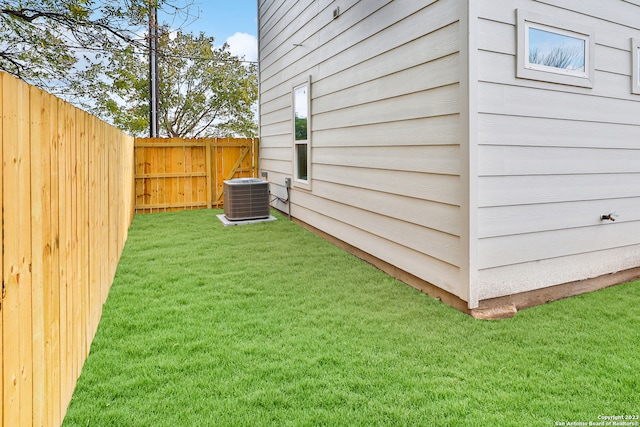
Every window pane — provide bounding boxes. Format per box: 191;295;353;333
294;85;308;141
296;144;308;181
528;27;585;72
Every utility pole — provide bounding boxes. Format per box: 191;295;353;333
149;1;159;137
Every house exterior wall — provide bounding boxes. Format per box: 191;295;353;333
258;0;640;311
258;0;469;300
475;0;640;301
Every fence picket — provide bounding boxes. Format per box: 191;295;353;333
30;84;48;427
2;69;33;427
48;95;62;427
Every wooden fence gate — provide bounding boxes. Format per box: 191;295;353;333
134;137;259;214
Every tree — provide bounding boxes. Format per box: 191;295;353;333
529;45;583;70
93;27;258;138
0;0;192;101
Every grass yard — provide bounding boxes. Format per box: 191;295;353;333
62;209;640;427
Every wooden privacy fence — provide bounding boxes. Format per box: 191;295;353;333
134;137;259;213
0;72;135;427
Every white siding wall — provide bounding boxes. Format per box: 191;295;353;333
475;0;640;300
259;0;467;299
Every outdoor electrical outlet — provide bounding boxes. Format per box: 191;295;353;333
285;178;291;188
261;171;268;179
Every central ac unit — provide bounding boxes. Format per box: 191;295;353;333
223;178;270;221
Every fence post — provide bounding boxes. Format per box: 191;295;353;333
206;138;213;209
253;137;259;177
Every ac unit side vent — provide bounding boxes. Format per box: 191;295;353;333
224;178;270;221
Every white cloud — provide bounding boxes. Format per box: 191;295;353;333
225;32;258;63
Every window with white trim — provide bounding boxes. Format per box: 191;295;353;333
293;78;311;188
517;9;595;88
632;38;640;95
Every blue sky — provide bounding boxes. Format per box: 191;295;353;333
160;0;258;62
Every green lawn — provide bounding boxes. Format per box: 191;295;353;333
62;209;640;427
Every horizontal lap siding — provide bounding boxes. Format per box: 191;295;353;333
476;0;640;298
259;0;466;298
293;195;462;296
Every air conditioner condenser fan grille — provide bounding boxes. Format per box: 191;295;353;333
224;178;270;221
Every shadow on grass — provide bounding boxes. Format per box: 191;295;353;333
63;210;640;427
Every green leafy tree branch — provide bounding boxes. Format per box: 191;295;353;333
93;27;258;138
